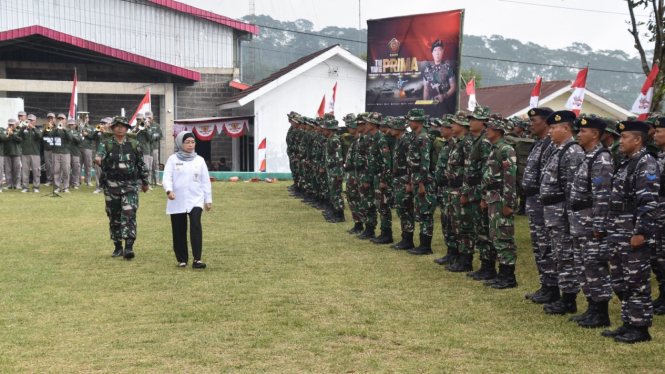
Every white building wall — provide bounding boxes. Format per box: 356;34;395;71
253;55;367;173
0;0;234;68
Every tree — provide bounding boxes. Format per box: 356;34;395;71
627;0;665;111
460;68;483;89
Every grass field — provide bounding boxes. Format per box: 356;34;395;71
1;181;664;373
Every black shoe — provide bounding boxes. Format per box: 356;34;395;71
111;242;123;257
469;259;497;281
491;264;518;289
569;298;595;322
654;304;665;316
392;232;415;250
347;222;364;234
357;225;376;240
335;209;345;223
371;228;393;244
446;253;473;272
525;285;546;300
192;260;207;269
434;246;459;265
407;234;433;255
123;239;135;259
602;323;629;338
544;292;577;315
578;300;610;328
653;284;665;308
614;325;651;344
390;233;406;249
531;286;561;304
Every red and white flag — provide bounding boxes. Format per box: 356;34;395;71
258;138;266;172
466;78;477;111
129;89;151;127
530;77;542;108
317;95;326;118
326;82;337;114
631;64;660;120
565;68;588;116
68;69;78;120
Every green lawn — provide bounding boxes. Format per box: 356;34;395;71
0;182;663;373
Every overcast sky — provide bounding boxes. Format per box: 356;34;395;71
180;0;652;55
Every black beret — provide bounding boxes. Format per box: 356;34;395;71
655;117;665;129
431;39;443;52
576;116;606;132
527;107;554;118
546;110;576;125
617;120;651;133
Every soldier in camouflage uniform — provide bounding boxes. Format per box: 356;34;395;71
601;120;660;343
314;117;329;211
645;112;662;155
94;116;150;259
445;111;476;271
600;118;622;170
390;117;416;250
286;111;300;194
540;111;585;315
405;109;437;255
355;113;377;240
480;118;518;289
463;105;497;280
322;117;345;223
301;118;317;204
343;114;364;234
434;114;458;265
523;107;560;303
652;117;665;315
364;112;393;244
567;116;614;328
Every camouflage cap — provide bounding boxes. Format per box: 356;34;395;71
111;116;130;128
603;117;619;136
450;111;470;127
316;117;324;127
389;116;408;130
366;112;383;125
356;112;370;124
380;116;394;128
428;118;443;128
440;114;453;128
646;112;662;126
322;119;339;130
468;105;491;120
323;113;336;120
343;113;356;123
287;111;299;119
405;108;428;121
510;116;528;129
486;118;508;132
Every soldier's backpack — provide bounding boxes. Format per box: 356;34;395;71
339;133;354;159
504;135;535;188
428;134;446;170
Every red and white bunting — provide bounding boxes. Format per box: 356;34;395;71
466;78;477;111
174;118;250;138
258;138;266;172
530;77;542;108
326;82;337;114
129;90;151;127
68;69;78;120
565;68;588;116
631;64;660;120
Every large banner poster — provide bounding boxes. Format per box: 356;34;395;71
365;10;464;117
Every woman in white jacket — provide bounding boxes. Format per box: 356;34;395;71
163;131;212;268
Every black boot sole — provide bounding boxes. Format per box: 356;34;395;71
123;251;135;260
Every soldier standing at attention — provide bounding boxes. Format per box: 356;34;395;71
480;118;518;289
652;117;665;316
94;117;150;259
602;120;660;343
405;109;437;255
81;116;97;187
356;113;377;240
445;112;475;271
343;114;364;234
434;115;457;264
540;111;585;315
0;120;8;192
567;116;614;327
366;112;393;244
601;119;622;170
19;114;42;193
523;108;559;303
323;117;345;223
286;111;299;194
389;116;415;250
68;119;83;190
145;111;162;186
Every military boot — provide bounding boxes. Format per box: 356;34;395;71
123;239;135;260
390;233;406;249
614;325;651;344
392;232;415;250
407;234;433;255
468;259;497;281
347;222;364;234
652;284;665;309
569;297;595;322
578;299;610;328
357;225;376;240
525;285;546;300
601;323;629;338
491;264;518;289
434;246;459;265
516;196;526;215
111;241;123;257
335;210;345;223
371;228;393;244
446;253;473;272
544;292;577;315
531;286;561;304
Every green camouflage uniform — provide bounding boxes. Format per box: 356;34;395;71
367;114;393;230
436;132;457;253
344;131;362;224
356;114;376;227
325;120;344;211
408;127;437;236
393;129;415;234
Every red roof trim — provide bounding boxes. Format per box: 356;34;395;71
0;26;201;82
146;0;258;35
230;81;250;90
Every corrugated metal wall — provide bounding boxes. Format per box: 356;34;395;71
0;0;234;68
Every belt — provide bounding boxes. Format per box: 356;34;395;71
608;200;635;213
541;194;566;206
448;177;463;188
486;182;502;191
467;177;481;187
105;172;137;182
524;187;540;197
570;199;593;212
